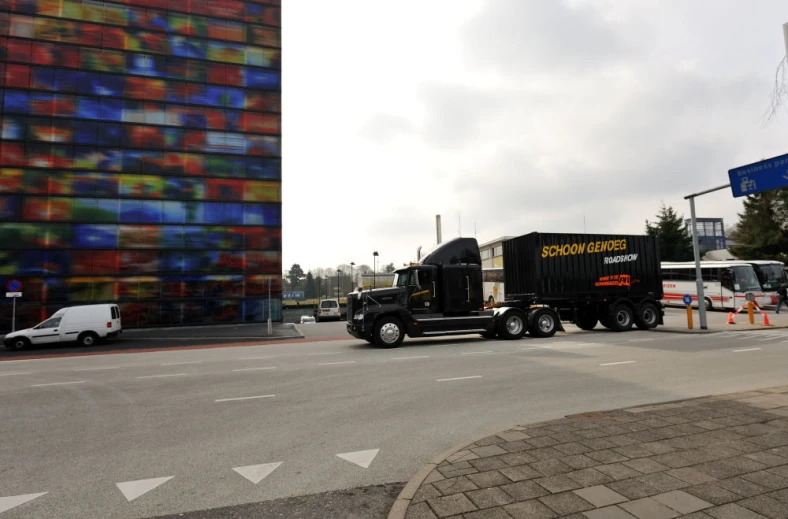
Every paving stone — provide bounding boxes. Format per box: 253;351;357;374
766;464;788;477
423;471;445;485
572;485;628;507
696;445;745;461
767;488;788;503
499;464;542;482
436;466;478;478
619;497;680;519
652;490;712;514
535;474;583;494
623;458;670;474
677;513;715;519
499;440;534;453
694;420;726;431
503;499;558;519
596;462;646;480
650;452;695;469
412;484;442;503
405;501;437;519
705;503;770;518
741;470;788;489
566;468;614;486
562;454;600;470
587;449;630;464
738;495;788;519
715;476;769;497
555;442;593;456
528;436;560;448
742;451;788;467
465;487;514;509
470;445;508;457
731;424;784;437
695;460;751;479
551;431;584;443
614;445;656;458
467;470;511;489
445;450;480;463
608;435;645;447
532;459;573;476
530;447;565;461
500;451;538;466
636;472;690;492
463;507;512;519
641;442;677;455
582;505;638;518
539;491;595;515
469;456;509;471
474;436;506;446
666;467;717;485
497;430;530;442
426;493;477;518
501;480;550;501
684;483;742;505
749;433;788;449
433;475;478;495
581;438;619;450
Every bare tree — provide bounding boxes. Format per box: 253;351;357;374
763;24;788;125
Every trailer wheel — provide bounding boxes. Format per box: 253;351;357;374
529;308;559;338
635;302;659;330
610;303;634;332
373;316;404;348
575;310;598;331
497;310;526;340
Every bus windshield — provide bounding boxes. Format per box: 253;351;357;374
752;264;786;290
731;266;762;292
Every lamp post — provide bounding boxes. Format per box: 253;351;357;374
350;262;355;290
373;251;379;288
337;269;342;299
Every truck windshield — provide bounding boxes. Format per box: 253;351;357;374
731;266;762;292
393;271;410;287
752;264;786;290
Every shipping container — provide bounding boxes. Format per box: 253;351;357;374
503;232;663;301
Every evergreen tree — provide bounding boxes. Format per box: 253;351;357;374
287;264;305;291
383;262;396;273
729;189;788;261
645;204;694;261
304;272;316;299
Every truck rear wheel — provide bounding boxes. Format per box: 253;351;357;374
610;303;634;332
635;301;660;330
529;308;559;338
497;310;526;340
575;310;598;331
373;317;404;348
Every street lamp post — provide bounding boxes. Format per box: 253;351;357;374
373;251;379;288
350;262;355;290
337;269;342;299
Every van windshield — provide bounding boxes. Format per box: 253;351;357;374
36;317;61;329
321;300;338;308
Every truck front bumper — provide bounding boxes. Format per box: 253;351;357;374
347;323;365;339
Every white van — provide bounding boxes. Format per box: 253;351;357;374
315;299;341;322
3;304;122;351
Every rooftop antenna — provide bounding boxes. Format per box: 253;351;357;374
458;213;461;237
436;215;442;244
583;213;587;233
474;219;477;239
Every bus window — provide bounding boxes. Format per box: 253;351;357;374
730;266;761;292
720;269;733;291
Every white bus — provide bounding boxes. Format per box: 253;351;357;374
482;267;505;304
661;261;767;310
746;260;786;305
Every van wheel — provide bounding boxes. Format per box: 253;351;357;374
373;317;404;348
498;310;526;340
529;308;559;338
610;303;634;332
78;332;99;347
635;302;660;330
6;337;29;351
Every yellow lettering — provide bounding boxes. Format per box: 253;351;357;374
620;239;626;251
542;246;549;258
550;245;558;257
561;244;570;255
578;242;586;254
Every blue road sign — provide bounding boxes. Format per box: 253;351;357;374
728;152;788;197
683;294;693;306
6;280;21;292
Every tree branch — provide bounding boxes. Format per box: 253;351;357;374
762;56;788;126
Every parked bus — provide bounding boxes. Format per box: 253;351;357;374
745;260;786;305
482;267;505;304
661;261;766;310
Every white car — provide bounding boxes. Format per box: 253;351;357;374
316;299;341;322
3;304;122;350
300;315;316;324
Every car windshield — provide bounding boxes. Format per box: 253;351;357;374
752;264;786;290
732;266;762;292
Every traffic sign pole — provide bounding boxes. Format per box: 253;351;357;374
11;295;15;333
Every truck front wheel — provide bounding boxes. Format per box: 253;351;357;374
497;310;526;340
373;317;404;348
529;308;559;338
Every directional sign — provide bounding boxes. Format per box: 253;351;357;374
6;279;21;292
683;294;693;306
728;152;788;197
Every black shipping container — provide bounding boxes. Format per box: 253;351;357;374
502;233;663;301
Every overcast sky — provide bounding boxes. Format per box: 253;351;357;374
281;0;788;274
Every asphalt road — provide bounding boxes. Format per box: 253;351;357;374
2;316;788;518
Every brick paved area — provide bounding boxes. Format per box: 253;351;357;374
397;387;788;518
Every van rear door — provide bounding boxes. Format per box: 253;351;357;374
111;305;122;331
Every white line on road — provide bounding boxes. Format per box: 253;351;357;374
600;361;636;366
232;367;276;372
31;380;87;387
460;350;495;356
307;352;343;356
521;346;552;351
437;375;482;382
733;348;761;353
759;337;778;341
318;361;356;366
392;356;430;360
628;338;654;343
215;394;275;403
161;361;203;366
0;372;32;377
136;373;187;379
72;366;119;371
236;356;275;360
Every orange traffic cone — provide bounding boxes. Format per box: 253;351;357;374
763;312;772;326
727;312;736;325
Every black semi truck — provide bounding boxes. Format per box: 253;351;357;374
346;232;664;348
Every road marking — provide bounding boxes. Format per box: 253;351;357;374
628;338;654;343
392;355;429;360
0;492;48;514
233;462;283;484
437;375;482;382
318;361;356;366
161;361;203;366
734;348;761;353
72;366;119;371
232;367;276;372
116;476;173;502
31;381;86;387
136;373;186;379
600;361;636;366
759;337;778;341
215;394;275;403
460;350;494;356
237;356;275;360
336;449;379;469
521;346;552;351
307;352;343;356
0;372;32;377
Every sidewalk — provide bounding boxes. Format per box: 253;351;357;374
392;388;788;519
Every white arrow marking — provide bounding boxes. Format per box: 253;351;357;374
116;476;173;502
336;449;379;469
0;493;47;514
232;462;282;484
